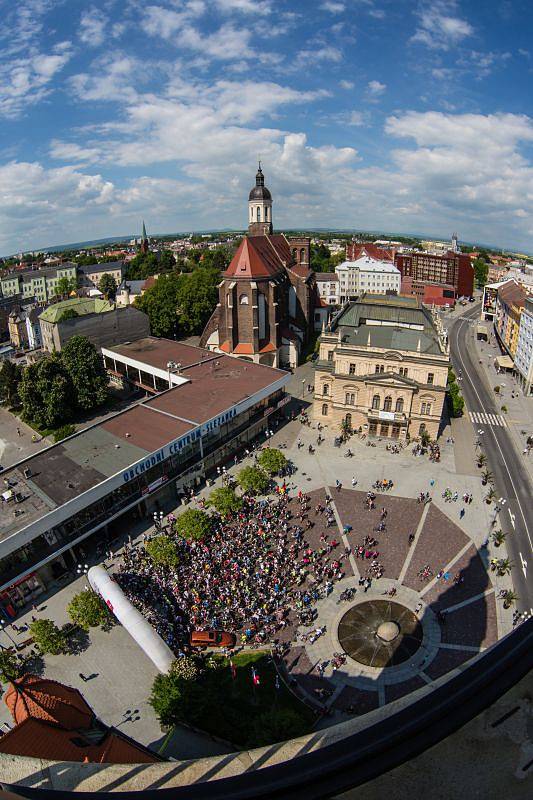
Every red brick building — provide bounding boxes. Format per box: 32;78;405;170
395;251;474;298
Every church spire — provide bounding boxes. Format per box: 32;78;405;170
140;220;149;254
248;164;273;236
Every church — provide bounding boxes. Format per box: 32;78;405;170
200;165;316;368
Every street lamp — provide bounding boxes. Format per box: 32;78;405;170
302;379;306;399
77;564;89;577
0;617;18;649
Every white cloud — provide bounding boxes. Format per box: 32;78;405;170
339;79;354;89
69;54;140;103
295;46;343;68
321;2;345;13
212;0;271;14
348;111;366;126
367;80;386;97
79;7;108;47
411;1;474;50
0;41;73;118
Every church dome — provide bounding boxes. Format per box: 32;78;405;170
248;164;272;201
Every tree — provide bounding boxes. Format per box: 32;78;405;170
169;656;201;682
19;354;75;428
485;487;497;504
145;534;180;568
481;469;493;486
237;465;270;495
420;429;431;448
61;336;108;411
257;448;288;476
501;590;518;609
125;252;159;280
0;648;21;684
150;671;187;728
176;267;220;336
55;276;75;296
67;589;112;631
496;558;513;577
207;486;243;516
98;273;117;299
135;273;181;337
29;618;66;655
473;257;489;287
0;360;23;407
175;508;212;541
250;708;307;747
477;452;487;468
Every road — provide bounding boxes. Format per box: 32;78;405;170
448;304;532;614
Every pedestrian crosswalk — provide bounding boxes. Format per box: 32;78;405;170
469;411;507;427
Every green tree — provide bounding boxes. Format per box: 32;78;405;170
257;448;288;476
0;360;23;407
169;656;201;682
150;671;187;728
125;252;159;280
54;423;76;442
237;465;270;495
135;273;181;337
145;534;180;568
473;258;489;288
29;618;66;655
61;336;108;412
0;648;21;684
55;276;74;296
67;589;112;631
175;508;212;541
176;267;220;335
19;354;75;428
207;486;243;516
159;250;176;272
98;273;117;299
250;708;307;747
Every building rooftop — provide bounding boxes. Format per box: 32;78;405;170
337;257;400;274
330;295;443;356
0;339;288;545
39;297;115;323
315;273;339;282
77;261;124;274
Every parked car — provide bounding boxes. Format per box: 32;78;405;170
189;629;236;649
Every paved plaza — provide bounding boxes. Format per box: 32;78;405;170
0;391;516;757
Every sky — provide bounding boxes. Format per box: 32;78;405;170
0;0;532;256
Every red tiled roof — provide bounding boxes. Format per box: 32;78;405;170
346;243;394;262
498;280;529;308
5;675;94;730
233;343;254;354
259;342;277;352
224;236;285;279
0;718;158;764
287;263;312;279
315;273;338;281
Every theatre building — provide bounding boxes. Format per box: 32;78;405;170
0;338;289;615
313;294;449;441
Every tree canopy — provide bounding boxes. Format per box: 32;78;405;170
55;276;77;296
257;448;288;476
19;354;76;429
145;534;180;568
29;618;66;655
67;589;112;631
0;360;23;408
207;486;243;516
61;335;108;411
473;257;489;287
237;465;270;495
134;273;181;337
175;508;212;541
176;267;220;335
98;273;117;299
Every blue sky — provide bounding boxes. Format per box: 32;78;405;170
0;0;532;255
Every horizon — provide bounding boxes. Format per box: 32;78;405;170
0;1;531;256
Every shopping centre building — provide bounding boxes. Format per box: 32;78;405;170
0;338;289;615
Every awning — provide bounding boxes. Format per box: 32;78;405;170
476;324;488;335
495;355;514;370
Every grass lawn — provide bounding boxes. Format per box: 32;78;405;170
160;651;317;748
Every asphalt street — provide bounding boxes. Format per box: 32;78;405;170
449;304;532;614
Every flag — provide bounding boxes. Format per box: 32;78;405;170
229;660;236;680
251;667;260;686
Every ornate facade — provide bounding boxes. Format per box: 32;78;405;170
200;165;315;368
313;294;450;440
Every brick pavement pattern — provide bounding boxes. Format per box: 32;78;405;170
401;505;469;590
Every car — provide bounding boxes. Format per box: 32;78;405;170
189;629;236;649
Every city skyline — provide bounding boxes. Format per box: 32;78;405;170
0;0;532;255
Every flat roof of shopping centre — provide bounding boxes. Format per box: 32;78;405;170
0;341;288;545
104;338;215;371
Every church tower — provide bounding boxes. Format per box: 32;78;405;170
140;220;149;254
248;163;273;235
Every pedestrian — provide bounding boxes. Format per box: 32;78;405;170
351;476;357;488
459;508;465;519
79;673;87;682
16;427;21;437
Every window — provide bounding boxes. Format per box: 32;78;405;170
421;402;432;415
349;363;356;375
345;413;352;428
257;206;261;221
323;384;329;396
399;367;408;377
395;397;404;413
427;372;434;385
239;294;249;305
419;423;426;435
327;351;333;362
375;364;380;373
384;395;392;412
322;403;328;416
372;394;380;410
345;392;355;405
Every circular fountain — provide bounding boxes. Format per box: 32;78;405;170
337;600;423;667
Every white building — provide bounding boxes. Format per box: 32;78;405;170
515;297;533;395
336;256;401;303
315;273;340;305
